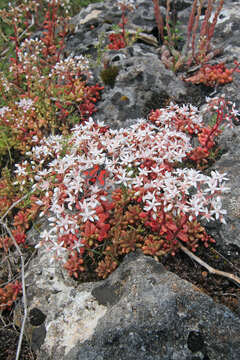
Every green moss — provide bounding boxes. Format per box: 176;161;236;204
100;65;119;87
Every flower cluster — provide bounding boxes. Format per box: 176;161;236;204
1;0;239;291
149;96;240;168
0;4;103;168
149;102;203;135
14;99;233;279
49;55;92;80
0;3;104;309
185;61;240;87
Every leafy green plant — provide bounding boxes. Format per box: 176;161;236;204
94;31;108;66
163;20;183;49
0;125;16;167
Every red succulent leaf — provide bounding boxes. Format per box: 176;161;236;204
177;231;189;242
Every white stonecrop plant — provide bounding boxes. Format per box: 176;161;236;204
14;104;230;262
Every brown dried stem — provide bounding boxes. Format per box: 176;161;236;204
190;0;203;64
180;243;240;287
187;0;198;43
0;195;32;360
0;220;28;360
152;0;164;43
165;0;173;47
205;0;224;54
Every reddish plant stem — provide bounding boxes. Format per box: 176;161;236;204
204;0;224;55
152;0;164;43
166;0;173;47
187;0;198;44
120;8;127;46
204;102;224;149
190;0;203;65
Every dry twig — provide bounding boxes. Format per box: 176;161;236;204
180;243;240;287
0;220;28;360
0;193;34;360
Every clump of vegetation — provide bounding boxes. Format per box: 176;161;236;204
0;0;104;317
100;64;119;87
152;0;225;71
3;97;235;283
0;0;104;170
184;61;240;87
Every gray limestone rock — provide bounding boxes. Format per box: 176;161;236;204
207;126;240;249
93;48;187;128
63;252;240;360
25;251;240;360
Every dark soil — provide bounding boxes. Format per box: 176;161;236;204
161;243;240;316
0;324;36;360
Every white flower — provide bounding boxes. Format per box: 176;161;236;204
179;168;205;189
143;194;161;212
0;106;10;117
14;164;27;177
65;191;76;211
200;210;215;223
132;177;144;187
210;170;229;183
120;152;135;164
49;240;67;259
79;199;98;222
52;215;76;234
50;202;65;217
175;201;190;215
188;195;206;217
210;197;227;222
17;98;34;112
138;167;150;177
36;228;57;249
231;104;240;117
38;180;50;191
142;191;156;202
72;240;84;253
115;169;134;186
